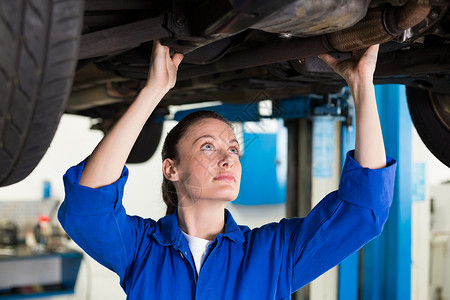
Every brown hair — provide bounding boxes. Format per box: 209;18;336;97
161;110;232;215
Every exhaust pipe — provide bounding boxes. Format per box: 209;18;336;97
178;0;432;81
327;0;432;52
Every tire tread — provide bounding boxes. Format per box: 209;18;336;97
0;0;83;185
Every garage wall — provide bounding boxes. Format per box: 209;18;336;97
411;125;450;300
411;128;431;300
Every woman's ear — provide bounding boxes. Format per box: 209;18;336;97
162;158;178;182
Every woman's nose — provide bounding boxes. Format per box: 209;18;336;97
219;154;235;168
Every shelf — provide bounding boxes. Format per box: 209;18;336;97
0;246;82;299
0;284;73;299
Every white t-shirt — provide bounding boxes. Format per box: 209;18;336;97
181;231;212;275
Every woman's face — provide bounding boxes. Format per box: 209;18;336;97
170;118;242;205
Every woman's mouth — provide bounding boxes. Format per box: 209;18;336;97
213;173;235;182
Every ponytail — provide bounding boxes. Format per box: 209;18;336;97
162;177;178;215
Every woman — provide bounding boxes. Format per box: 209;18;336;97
58;41;396;299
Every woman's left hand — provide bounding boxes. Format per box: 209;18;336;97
318;44;379;88
319;44;386;169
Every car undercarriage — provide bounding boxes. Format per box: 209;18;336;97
0;0;449;186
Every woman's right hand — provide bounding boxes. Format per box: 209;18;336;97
79;41;182;188
146;40;184;92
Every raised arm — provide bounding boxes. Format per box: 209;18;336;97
319;44;386;169
79;41;183;188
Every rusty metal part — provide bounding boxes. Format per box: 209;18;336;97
66;83;134;112
327;0;431;51
397;1;432;30
327;8;393;52
177;36;332;80
79;15;170;59
178;0;432;81
383;0;433;35
251;0;371;37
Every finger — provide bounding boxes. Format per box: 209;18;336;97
368;43;380;52
360;44;379;59
365;44;380;59
151;40;165;63
318;53;338;69
153;39;171;58
152;40;161;56
172;53;184;69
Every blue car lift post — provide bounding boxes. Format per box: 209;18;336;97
339;84;412;300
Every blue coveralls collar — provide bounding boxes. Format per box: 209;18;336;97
152;208;245;246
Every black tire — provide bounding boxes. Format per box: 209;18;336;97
127;116;164;164
406;87;450;168
0;0;83;186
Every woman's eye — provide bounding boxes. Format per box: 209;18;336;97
229;147;239;155
201;143;214;151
